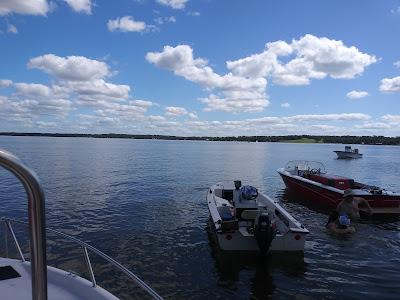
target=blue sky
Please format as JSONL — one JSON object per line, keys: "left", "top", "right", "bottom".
{"left": 0, "top": 0, "right": 400, "bottom": 136}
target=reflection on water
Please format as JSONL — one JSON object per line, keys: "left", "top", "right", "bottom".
{"left": 0, "top": 137, "right": 399, "bottom": 299}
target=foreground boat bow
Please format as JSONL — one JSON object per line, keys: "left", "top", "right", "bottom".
{"left": 0, "top": 149, "right": 162, "bottom": 300}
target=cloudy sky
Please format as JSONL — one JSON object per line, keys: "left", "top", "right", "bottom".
{"left": 0, "top": 0, "right": 399, "bottom": 136}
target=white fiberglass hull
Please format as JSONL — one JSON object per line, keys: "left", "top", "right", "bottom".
{"left": 207, "top": 181, "right": 308, "bottom": 253}
{"left": 212, "top": 223, "right": 306, "bottom": 252}
{"left": 334, "top": 151, "right": 362, "bottom": 159}
{"left": 0, "top": 258, "right": 118, "bottom": 300}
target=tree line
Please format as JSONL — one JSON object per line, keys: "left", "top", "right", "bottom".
{"left": 0, "top": 132, "right": 399, "bottom": 145}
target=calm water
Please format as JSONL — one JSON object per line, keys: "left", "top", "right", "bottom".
{"left": 0, "top": 136, "right": 399, "bottom": 299}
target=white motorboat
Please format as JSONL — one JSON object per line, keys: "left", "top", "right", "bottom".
{"left": 207, "top": 180, "right": 309, "bottom": 253}
{"left": 334, "top": 146, "right": 363, "bottom": 159}
{"left": 0, "top": 149, "right": 162, "bottom": 300}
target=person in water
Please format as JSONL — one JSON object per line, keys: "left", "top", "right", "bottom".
{"left": 336, "top": 189, "right": 372, "bottom": 221}
{"left": 326, "top": 211, "right": 356, "bottom": 234}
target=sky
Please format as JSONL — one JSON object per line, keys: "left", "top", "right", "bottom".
{"left": 0, "top": 0, "right": 400, "bottom": 136}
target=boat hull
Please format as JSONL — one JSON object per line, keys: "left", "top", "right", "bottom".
{"left": 207, "top": 181, "right": 308, "bottom": 253}
{"left": 334, "top": 151, "right": 362, "bottom": 159}
{"left": 209, "top": 220, "right": 306, "bottom": 253}
{"left": 278, "top": 170, "right": 400, "bottom": 214}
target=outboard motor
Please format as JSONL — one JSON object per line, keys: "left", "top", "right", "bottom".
{"left": 254, "top": 210, "right": 276, "bottom": 254}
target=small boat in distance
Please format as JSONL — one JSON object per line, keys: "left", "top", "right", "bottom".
{"left": 334, "top": 145, "right": 363, "bottom": 159}
{"left": 278, "top": 161, "right": 400, "bottom": 215}
{"left": 207, "top": 180, "right": 308, "bottom": 253}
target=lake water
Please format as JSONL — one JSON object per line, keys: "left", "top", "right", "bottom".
{"left": 0, "top": 136, "right": 399, "bottom": 299}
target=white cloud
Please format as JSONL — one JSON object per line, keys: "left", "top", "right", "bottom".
{"left": 64, "top": 79, "right": 130, "bottom": 100}
{"left": 107, "top": 16, "right": 146, "bottom": 32}
{"left": 187, "top": 11, "right": 200, "bottom": 16}
{"left": 36, "top": 121, "right": 57, "bottom": 128}
{"left": 15, "top": 83, "right": 51, "bottom": 97}
{"left": 188, "top": 112, "right": 198, "bottom": 119}
{"left": 146, "top": 45, "right": 268, "bottom": 113}
{"left": 0, "top": 79, "right": 13, "bottom": 88}
{"left": 356, "top": 122, "right": 390, "bottom": 130}
{"left": 285, "top": 113, "right": 370, "bottom": 122}
{"left": 64, "top": 0, "right": 92, "bottom": 14}
{"left": 154, "top": 16, "right": 176, "bottom": 25}
{"left": 0, "top": 0, "right": 50, "bottom": 16}
{"left": 146, "top": 36, "right": 375, "bottom": 113}
{"left": 382, "top": 114, "right": 400, "bottom": 124}
{"left": 28, "top": 54, "right": 110, "bottom": 81}
{"left": 379, "top": 76, "right": 400, "bottom": 93}
{"left": 7, "top": 24, "right": 18, "bottom": 34}
{"left": 227, "top": 34, "right": 377, "bottom": 86}
{"left": 281, "top": 102, "right": 290, "bottom": 108}
{"left": 0, "top": 84, "right": 73, "bottom": 120}
{"left": 165, "top": 106, "right": 188, "bottom": 116}
{"left": 132, "top": 99, "right": 153, "bottom": 108}
{"left": 157, "top": 0, "right": 188, "bottom": 10}
{"left": 346, "top": 90, "right": 369, "bottom": 99}
{"left": 394, "top": 61, "right": 400, "bottom": 68}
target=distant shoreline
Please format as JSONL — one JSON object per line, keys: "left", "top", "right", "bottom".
{"left": 0, "top": 132, "right": 399, "bottom": 145}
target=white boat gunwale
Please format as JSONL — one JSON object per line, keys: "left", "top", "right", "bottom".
{"left": 207, "top": 180, "right": 309, "bottom": 252}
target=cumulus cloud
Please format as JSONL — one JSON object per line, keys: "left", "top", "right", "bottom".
{"left": 346, "top": 90, "right": 369, "bottom": 99}
{"left": 7, "top": 24, "right": 18, "bottom": 34}
{"left": 0, "top": 79, "right": 13, "bottom": 88}
{"left": 179, "top": 113, "right": 374, "bottom": 136}
{"left": 227, "top": 34, "right": 377, "bottom": 86}
{"left": 382, "top": 114, "right": 400, "bottom": 124}
{"left": 15, "top": 83, "right": 52, "bottom": 97}
{"left": 356, "top": 122, "right": 390, "bottom": 130}
{"left": 64, "top": 0, "right": 92, "bottom": 14}
{"left": 0, "top": 53, "right": 158, "bottom": 130}
{"left": 146, "top": 45, "right": 268, "bottom": 112}
{"left": 0, "top": 85, "right": 73, "bottom": 120}
{"left": 28, "top": 54, "right": 110, "bottom": 81}
{"left": 284, "top": 113, "right": 370, "bottom": 122}
{"left": 64, "top": 79, "right": 130, "bottom": 100}
{"left": 107, "top": 16, "right": 147, "bottom": 32}
{"left": 157, "top": 0, "right": 188, "bottom": 10}
{"left": 281, "top": 102, "right": 290, "bottom": 108}
{"left": 146, "top": 36, "right": 375, "bottom": 113}
{"left": 380, "top": 76, "right": 400, "bottom": 93}
{"left": 187, "top": 11, "right": 200, "bottom": 16}
{"left": 165, "top": 106, "right": 188, "bottom": 116}
{"left": 154, "top": 16, "right": 176, "bottom": 25}
{"left": 394, "top": 61, "right": 400, "bottom": 68}
{"left": 0, "top": 0, "right": 50, "bottom": 16}
{"left": 188, "top": 112, "right": 198, "bottom": 119}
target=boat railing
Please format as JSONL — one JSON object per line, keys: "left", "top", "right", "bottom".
{"left": 2, "top": 217, "right": 163, "bottom": 300}
{"left": 285, "top": 160, "right": 327, "bottom": 174}
{"left": 0, "top": 148, "right": 162, "bottom": 300}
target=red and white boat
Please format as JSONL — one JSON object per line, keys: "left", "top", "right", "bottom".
{"left": 277, "top": 161, "right": 400, "bottom": 215}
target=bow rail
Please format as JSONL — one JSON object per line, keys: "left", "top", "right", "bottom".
{"left": 0, "top": 149, "right": 163, "bottom": 300}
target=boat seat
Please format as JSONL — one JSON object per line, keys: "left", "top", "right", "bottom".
{"left": 241, "top": 210, "right": 258, "bottom": 220}
{"left": 222, "top": 190, "right": 234, "bottom": 201}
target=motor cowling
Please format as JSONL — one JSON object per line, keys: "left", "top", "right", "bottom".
{"left": 254, "top": 210, "right": 276, "bottom": 253}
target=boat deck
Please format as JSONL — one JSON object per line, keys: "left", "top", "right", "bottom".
{"left": 0, "top": 258, "right": 118, "bottom": 300}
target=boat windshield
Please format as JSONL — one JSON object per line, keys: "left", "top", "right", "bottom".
{"left": 285, "top": 160, "right": 326, "bottom": 174}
